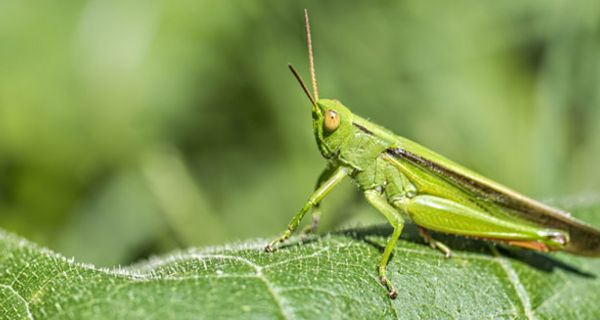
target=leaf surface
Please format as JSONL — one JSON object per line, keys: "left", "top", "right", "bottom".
{"left": 1, "top": 196, "right": 600, "bottom": 319}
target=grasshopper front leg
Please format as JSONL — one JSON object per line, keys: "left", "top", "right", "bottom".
{"left": 265, "top": 166, "right": 347, "bottom": 252}
{"left": 300, "top": 164, "right": 338, "bottom": 238}
{"left": 364, "top": 189, "right": 405, "bottom": 299}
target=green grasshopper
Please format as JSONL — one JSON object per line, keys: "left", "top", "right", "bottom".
{"left": 265, "top": 10, "right": 600, "bottom": 299}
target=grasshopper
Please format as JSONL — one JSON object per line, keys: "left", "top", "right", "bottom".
{"left": 265, "top": 10, "right": 600, "bottom": 299}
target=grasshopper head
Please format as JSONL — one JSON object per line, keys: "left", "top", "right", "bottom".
{"left": 290, "top": 11, "right": 353, "bottom": 158}
{"left": 312, "top": 99, "right": 353, "bottom": 158}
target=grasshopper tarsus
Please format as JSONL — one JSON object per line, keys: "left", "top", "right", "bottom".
{"left": 264, "top": 240, "right": 281, "bottom": 253}
{"left": 299, "top": 230, "right": 311, "bottom": 242}
{"left": 379, "top": 274, "right": 398, "bottom": 299}
{"left": 419, "top": 227, "right": 453, "bottom": 258}
{"left": 300, "top": 211, "right": 321, "bottom": 240}
{"left": 266, "top": 228, "right": 296, "bottom": 252}
{"left": 433, "top": 241, "right": 453, "bottom": 258}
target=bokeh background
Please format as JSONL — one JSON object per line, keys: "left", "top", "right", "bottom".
{"left": 1, "top": 1, "right": 599, "bottom": 267}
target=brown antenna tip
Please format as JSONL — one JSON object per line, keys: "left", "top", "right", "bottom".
{"left": 289, "top": 64, "right": 317, "bottom": 108}
{"left": 304, "top": 9, "right": 319, "bottom": 101}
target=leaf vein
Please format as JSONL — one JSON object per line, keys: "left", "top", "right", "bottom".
{"left": 262, "top": 247, "right": 330, "bottom": 269}
{"left": 491, "top": 247, "right": 534, "bottom": 320}
{"left": 0, "top": 283, "right": 34, "bottom": 320}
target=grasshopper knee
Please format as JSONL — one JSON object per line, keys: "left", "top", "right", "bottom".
{"left": 539, "top": 229, "right": 569, "bottom": 247}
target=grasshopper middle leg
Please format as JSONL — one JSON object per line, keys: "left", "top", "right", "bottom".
{"left": 364, "top": 189, "right": 405, "bottom": 299}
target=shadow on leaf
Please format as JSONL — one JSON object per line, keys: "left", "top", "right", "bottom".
{"left": 330, "top": 223, "right": 595, "bottom": 279}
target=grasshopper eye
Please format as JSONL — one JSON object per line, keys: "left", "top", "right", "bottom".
{"left": 323, "top": 109, "right": 340, "bottom": 132}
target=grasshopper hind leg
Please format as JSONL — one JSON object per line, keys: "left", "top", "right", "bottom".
{"left": 399, "top": 194, "right": 569, "bottom": 252}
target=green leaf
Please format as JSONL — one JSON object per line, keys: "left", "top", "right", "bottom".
{"left": 2, "top": 195, "right": 600, "bottom": 319}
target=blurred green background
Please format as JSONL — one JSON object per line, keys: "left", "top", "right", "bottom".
{"left": 1, "top": 1, "right": 599, "bottom": 267}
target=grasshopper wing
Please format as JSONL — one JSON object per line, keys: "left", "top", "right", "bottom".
{"left": 387, "top": 138, "right": 600, "bottom": 256}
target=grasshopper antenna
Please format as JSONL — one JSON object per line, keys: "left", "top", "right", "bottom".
{"left": 289, "top": 64, "right": 317, "bottom": 107}
{"left": 304, "top": 9, "right": 319, "bottom": 101}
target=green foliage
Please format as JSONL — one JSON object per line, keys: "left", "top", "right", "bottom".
{"left": 1, "top": 196, "right": 600, "bottom": 319}
{"left": 2, "top": 3, "right": 599, "bottom": 317}
{"left": 1, "top": 1, "right": 600, "bottom": 268}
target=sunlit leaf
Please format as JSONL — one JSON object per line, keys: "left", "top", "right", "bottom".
{"left": 2, "top": 196, "right": 600, "bottom": 319}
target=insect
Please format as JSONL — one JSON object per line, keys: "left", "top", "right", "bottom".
{"left": 265, "top": 10, "right": 600, "bottom": 299}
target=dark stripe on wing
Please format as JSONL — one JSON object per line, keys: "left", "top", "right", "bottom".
{"left": 387, "top": 148, "right": 512, "bottom": 205}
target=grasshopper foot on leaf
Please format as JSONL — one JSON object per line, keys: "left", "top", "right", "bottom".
{"left": 419, "top": 227, "right": 453, "bottom": 258}
{"left": 265, "top": 229, "right": 293, "bottom": 253}
{"left": 378, "top": 267, "right": 398, "bottom": 299}
{"left": 300, "top": 210, "right": 321, "bottom": 240}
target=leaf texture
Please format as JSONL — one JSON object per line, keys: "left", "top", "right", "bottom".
{"left": 1, "top": 195, "right": 600, "bottom": 319}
